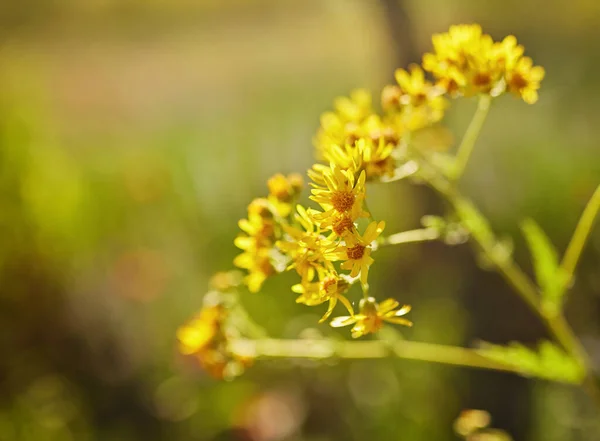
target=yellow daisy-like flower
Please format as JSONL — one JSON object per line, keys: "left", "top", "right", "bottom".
{"left": 292, "top": 272, "right": 354, "bottom": 322}
{"left": 177, "top": 305, "right": 222, "bottom": 356}
{"left": 422, "top": 24, "right": 544, "bottom": 103}
{"left": 422, "top": 24, "right": 501, "bottom": 97}
{"left": 267, "top": 173, "right": 304, "bottom": 217}
{"left": 330, "top": 297, "right": 412, "bottom": 338}
{"left": 233, "top": 248, "right": 275, "bottom": 293}
{"left": 310, "top": 163, "right": 369, "bottom": 225}
{"left": 177, "top": 304, "right": 252, "bottom": 378}
{"left": 333, "top": 220, "right": 385, "bottom": 285}
{"left": 322, "top": 137, "right": 396, "bottom": 181}
{"left": 277, "top": 205, "right": 337, "bottom": 283}
{"left": 314, "top": 90, "right": 400, "bottom": 162}
{"left": 315, "top": 89, "right": 372, "bottom": 153}
{"left": 505, "top": 56, "right": 545, "bottom": 104}
{"left": 383, "top": 64, "right": 447, "bottom": 131}
{"left": 234, "top": 198, "right": 277, "bottom": 292}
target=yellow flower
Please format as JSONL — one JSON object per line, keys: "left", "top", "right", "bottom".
{"left": 210, "top": 270, "right": 243, "bottom": 292}
{"left": 233, "top": 248, "right": 275, "bottom": 293}
{"left": 332, "top": 221, "right": 385, "bottom": 285}
{"left": 322, "top": 138, "right": 396, "bottom": 181}
{"left": 267, "top": 173, "right": 304, "bottom": 217}
{"left": 234, "top": 198, "right": 278, "bottom": 292}
{"left": 277, "top": 205, "right": 337, "bottom": 283}
{"left": 292, "top": 272, "right": 354, "bottom": 322}
{"left": 314, "top": 90, "right": 400, "bottom": 163}
{"left": 178, "top": 303, "right": 253, "bottom": 378}
{"left": 383, "top": 64, "right": 447, "bottom": 131}
{"left": 422, "top": 24, "right": 544, "bottom": 103}
{"left": 177, "top": 305, "right": 222, "bottom": 355}
{"left": 310, "top": 163, "right": 369, "bottom": 224}
{"left": 505, "top": 56, "right": 545, "bottom": 104}
{"left": 422, "top": 24, "right": 501, "bottom": 97}
{"left": 330, "top": 297, "right": 412, "bottom": 338}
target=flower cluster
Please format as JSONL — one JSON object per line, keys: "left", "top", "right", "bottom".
{"left": 177, "top": 273, "right": 252, "bottom": 379}
{"left": 233, "top": 173, "right": 303, "bottom": 292}
{"left": 423, "top": 24, "right": 545, "bottom": 103}
{"left": 183, "top": 24, "right": 545, "bottom": 351}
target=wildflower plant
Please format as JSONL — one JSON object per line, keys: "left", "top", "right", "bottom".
{"left": 178, "top": 24, "right": 600, "bottom": 409}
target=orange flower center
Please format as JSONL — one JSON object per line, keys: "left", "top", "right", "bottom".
{"left": 331, "top": 190, "right": 355, "bottom": 213}
{"left": 509, "top": 73, "right": 528, "bottom": 90}
{"left": 321, "top": 277, "right": 338, "bottom": 294}
{"left": 333, "top": 216, "right": 354, "bottom": 236}
{"left": 347, "top": 244, "right": 366, "bottom": 260}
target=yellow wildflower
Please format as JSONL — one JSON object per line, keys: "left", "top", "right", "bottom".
{"left": 422, "top": 24, "right": 544, "bottom": 103}
{"left": 332, "top": 221, "right": 385, "bottom": 285}
{"left": 321, "top": 138, "right": 396, "bottom": 181}
{"left": 314, "top": 90, "right": 399, "bottom": 161}
{"left": 292, "top": 272, "right": 354, "bottom": 322}
{"left": 310, "top": 163, "right": 369, "bottom": 225}
{"left": 423, "top": 24, "right": 501, "bottom": 97}
{"left": 234, "top": 198, "right": 277, "bottom": 292}
{"left": 267, "top": 173, "right": 304, "bottom": 217}
{"left": 233, "top": 248, "right": 275, "bottom": 293}
{"left": 383, "top": 64, "right": 447, "bottom": 131}
{"left": 277, "top": 205, "right": 337, "bottom": 283}
{"left": 505, "top": 56, "right": 545, "bottom": 104}
{"left": 177, "top": 304, "right": 252, "bottom": 378}
{"left": 330, "top": 297, "right": 412, "bottom": 338}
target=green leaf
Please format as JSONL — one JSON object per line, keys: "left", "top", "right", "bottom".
{"left": 478, "top": 341, "right": 584, "bottom": 384}
{"left": 520, "top": 219, "right": 569, "bottom": 316}
{"left": 454, "top": 198, "right": 495, "bottom": 247}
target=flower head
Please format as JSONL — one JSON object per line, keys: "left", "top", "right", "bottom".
{"left": 277, "top": 205, "right": 337, "bottom": 283}
{"left": 505, "top": 56, "right": 545, "bottom": 104}
{"left": 310, "top": 163, "right": 369, "bottom": 226}
{"left": 234, "top": 198, "right": 278, "bottom": 292}
{"left": 314, "top": 90, "right": 400, "bottom": 162}
{"left": 331, "top": 297, "right": 412, "bottom": 338}
{"left": 177, "top": 303, "right": 252, "bottom": 378}
{"left": 321, "top": 137, "right": 396, "bottom": 181}
{"left": 383, "top": 64, "right": 447, "bottom": 131}
{"left": 422, "top": 24, "right": 544, "bottom": 103}
{"left": 332, "top": 221, "right": 385, "bottom": 285}
{"left": 292, "top": 271, "right": 354, "bottom": 322}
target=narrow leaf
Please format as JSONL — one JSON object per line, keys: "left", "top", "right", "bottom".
{"left": 561, "top": 185, "right": 600, "bottom": 285}
{"left": 520, "top": 218, "right": 568, "bottom": 316}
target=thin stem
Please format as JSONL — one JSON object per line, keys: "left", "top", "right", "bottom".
{"left": 561, "top": 184, "right": 600, "bottom": 285}
{"left": 380, "top": 228, "right": 440, "bottom": 247}
{"left": 413, "top": 151, "right": 600, "bottom": 402}
{"left": 452, "top": 95, "right": 492, "bottom": 180}
{"left": 230, "top": 338, "right": 524, "bottom": 376}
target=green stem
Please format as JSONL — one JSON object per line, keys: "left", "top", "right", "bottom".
{"left": 414, "top": 152, "right": 600, "bottom": 403}
{"left": 561, "top": 184, "right": 600, "bottom": 285}
{"left": 451, "top": 95, "right": 492, "bottom": 180}
{"left": 380, "top": 228, "right": 440, "bottom": 247}
{"left": 230, "top": 338, "right": 525, "bottom": 376}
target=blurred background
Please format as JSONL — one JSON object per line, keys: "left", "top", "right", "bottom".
{"left": 1, "top": 0, "right": 600, "bottom": 440}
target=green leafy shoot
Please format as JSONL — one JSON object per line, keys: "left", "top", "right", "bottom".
{"left": 520, "top": 218, "right": 569, "bottom": 316}
{"left": 478, "top": 341, "right": 585, "bottom": 384}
